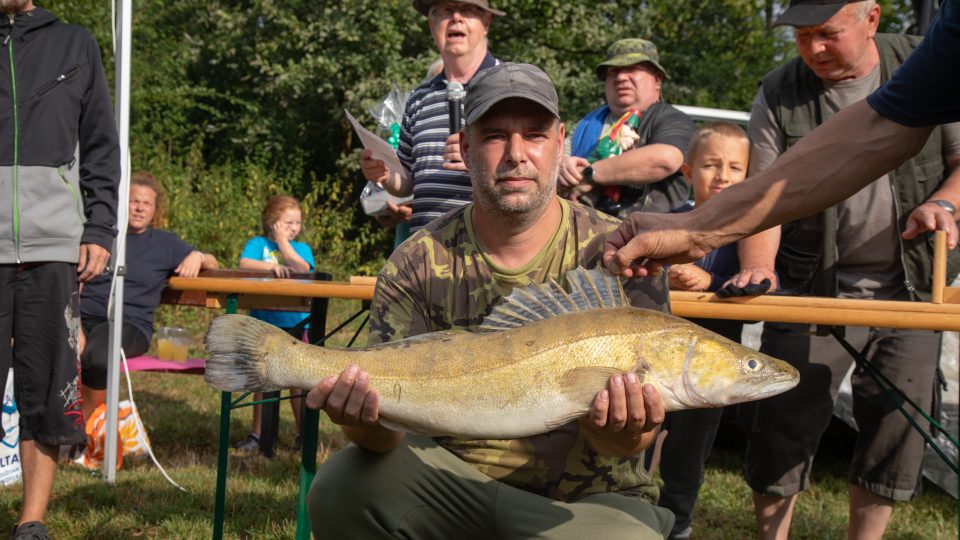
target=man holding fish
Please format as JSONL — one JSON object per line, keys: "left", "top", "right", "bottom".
{"left": 310, "top": 63, "right": 676, "bottom": 538}
{"left": 205, "top": 61, "right": 798, "bottom": 539}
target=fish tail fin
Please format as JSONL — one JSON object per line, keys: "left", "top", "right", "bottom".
{"left": 203, "top": 314, "right": 286, "bottom": 392}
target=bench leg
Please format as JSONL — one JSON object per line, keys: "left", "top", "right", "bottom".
{"left": 213, "top": 390, "right": 231, "bottom": 540}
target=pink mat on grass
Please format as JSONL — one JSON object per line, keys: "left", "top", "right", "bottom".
{"left": 122, "top": 356, "right": 206, "bottom": 374}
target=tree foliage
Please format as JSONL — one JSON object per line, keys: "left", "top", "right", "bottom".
{"left": 42, "top": 0, "right": 932, "bottom": 275}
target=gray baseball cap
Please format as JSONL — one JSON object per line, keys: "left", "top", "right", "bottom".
{"left": 774, "top": 0, "right": 859, "bottom": 27}
{"left": 463, "top": 63, "right": 560, "bottom": 125}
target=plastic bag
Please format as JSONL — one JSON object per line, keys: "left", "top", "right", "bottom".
{"left": 360, "top": 85, "right": 414, "bottom": 217}
{"left": 0, "top": 369, "right": 21, "bottom": 485}
{"left": 367, "top": 85, "right": 410, "bottom": 146}
{"left": 75, "top": 400, "right": 152, "bottom": 470}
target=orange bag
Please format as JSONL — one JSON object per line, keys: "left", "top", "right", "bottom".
{"left": 75, "top": 401, "right": 152, "bottom": 470}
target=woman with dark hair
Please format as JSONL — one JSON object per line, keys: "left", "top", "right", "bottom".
{"left": 79, "top": 172, "right": 219, "bottom": 422}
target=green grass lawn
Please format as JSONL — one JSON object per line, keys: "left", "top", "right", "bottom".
{"left": 1, "top": 303, "right": 957, "bottom": 538}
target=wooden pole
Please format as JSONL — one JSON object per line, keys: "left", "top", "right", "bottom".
{"left": 168, "top": 276, "right": 375, "bottom": 301}
{"left": 166, "top": 274, "right": 960, "bottom": 332}
{"left": 670, "top": 291, "right": 960, "bottom": 332}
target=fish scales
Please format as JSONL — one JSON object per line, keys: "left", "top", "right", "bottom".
{"left": 204, "top": 267, "right": 799, "bottom": 439}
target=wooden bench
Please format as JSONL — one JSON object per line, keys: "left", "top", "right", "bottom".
{"left": 160, "top": 269, "right": 374, "bottom": 540}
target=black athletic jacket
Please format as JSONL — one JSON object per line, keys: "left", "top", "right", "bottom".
{"left": 0, "top": 7, "right": 119, "bottom": 264}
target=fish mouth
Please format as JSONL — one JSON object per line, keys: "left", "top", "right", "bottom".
{"left": 736, "top": 375, "right": 799, "bottom": 402}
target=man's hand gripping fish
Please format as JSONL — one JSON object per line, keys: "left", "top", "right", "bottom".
{"left": 204, "top": 267, "right": 798, "bottom": 440}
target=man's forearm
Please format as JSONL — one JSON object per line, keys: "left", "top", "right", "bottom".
{"left": 737, "top": 227, "right": 780, "bottom": 272}
{"left": 381, "top": 168, "right": 412, "bottom": 197}
{"left": 692, "top": 100, "right": 933, "bottom": 251}
{"left": 592, "top": 144, "right": 684, "bottom": 186}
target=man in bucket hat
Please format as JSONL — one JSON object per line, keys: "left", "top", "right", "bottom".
{"left": 359, "top": 1, "right": 502, "bottom": 238}
{"left": 559, "top": 38, "right": 693, "bottom": 217}
{"left": 735, "top": 1, "right": 960, "bottom": 539}
{"left": 306, "top": 62, "right": 675, "bottom": 539}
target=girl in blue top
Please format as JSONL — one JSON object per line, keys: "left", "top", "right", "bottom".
{"left": 235, "top": 195, "right": 316, "bottom": 451}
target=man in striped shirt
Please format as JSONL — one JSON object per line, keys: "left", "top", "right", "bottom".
{"left": 360, "top": 0, "right": 502, "bottom": 234}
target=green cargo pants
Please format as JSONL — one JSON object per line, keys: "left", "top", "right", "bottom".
{"left": 308, "top": 435, "right": 674, "bottom": 539}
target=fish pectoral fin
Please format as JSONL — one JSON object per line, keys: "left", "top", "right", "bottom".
{"left": 559, "top": 366, "right": 624, "bottom": 403}
{"left": 544, "top": 410, "right": 589, "bottom": 431}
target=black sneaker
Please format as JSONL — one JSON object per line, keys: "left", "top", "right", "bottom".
{"left": 10, "top": 521, "right": 51, "bottom": 540}
{"left": 232, "top": 433, "right": 260, "bottom": 452}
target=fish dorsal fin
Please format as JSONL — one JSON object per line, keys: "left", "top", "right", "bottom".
{"left": 479, "top": 266, "right": 627, "bottom": 332}
{"left": 567, "top": 266, "right": 628, "bottom": 309}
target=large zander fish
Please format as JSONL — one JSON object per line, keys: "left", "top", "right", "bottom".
{"left": 204, "top": 267, "right": 798, "bottom": 440}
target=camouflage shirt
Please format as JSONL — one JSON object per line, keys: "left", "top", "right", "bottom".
{"left": 369, "top": 198, "right": 669, "bottom": 503}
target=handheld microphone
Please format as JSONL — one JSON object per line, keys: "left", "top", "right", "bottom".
{"left": 446, "top": 81, "right": 466, "bottom": 134}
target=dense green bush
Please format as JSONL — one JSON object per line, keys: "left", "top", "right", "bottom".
{"left": 39, "top": 0, "right": 919, "bottom": 277}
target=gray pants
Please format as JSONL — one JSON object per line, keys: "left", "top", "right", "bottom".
{"left": 308, "top": 436, "right": 674, "bottom": 539}
{"left": 746, "top": 324, "right": 939, "bottom": 501}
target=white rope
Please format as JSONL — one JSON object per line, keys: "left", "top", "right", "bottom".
{"left": 120, "top": 346, "right": 188, "bottom": 493}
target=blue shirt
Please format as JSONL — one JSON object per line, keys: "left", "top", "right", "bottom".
{"left": 240, "top": 236, "right": 316, "bottom": 329}
{"left": 671, "top": 202, "right": 739, "bottom": 292}
{"left": 868, "top": 0, "right": 960, "bottom": 126}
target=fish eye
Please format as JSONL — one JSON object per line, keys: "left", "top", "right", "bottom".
{"left": 746, "top": 359, "right": 760, "bottom": 370}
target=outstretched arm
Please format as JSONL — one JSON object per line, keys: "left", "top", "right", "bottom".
{"left": 604, "top": 100, "right": 934, "bottom": 277}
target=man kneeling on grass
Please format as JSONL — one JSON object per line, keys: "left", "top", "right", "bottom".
{"left": 303, "top": 62, "right": 675, "bottom": 539}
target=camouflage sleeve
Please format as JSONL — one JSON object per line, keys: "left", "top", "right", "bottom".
{"left": 367, "top": 262, "right": 434, "bottom": 345}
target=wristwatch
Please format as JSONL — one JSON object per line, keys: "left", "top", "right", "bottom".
{"left": 582, "top": 165, "right": 595, "bottom": 185}
{"left": 930, "top": 199, "right": 957, "bottom": 216}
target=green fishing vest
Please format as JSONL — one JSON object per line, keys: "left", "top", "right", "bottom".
{"left": 761, "top": 33, "right": 958, "bottom": 301}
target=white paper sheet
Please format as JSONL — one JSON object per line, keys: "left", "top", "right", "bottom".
{"left": 345, "top": 109, "right": 409, "bottom": 182}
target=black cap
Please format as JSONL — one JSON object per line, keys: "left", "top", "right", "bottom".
{"left": 774, "top": 0, "right": 859, "bottom": 27}
{"left": 463, "top": 63, "right": 560, "bottom": 125}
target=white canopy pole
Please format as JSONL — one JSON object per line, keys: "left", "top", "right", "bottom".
{"left": 104, "top": 0, "right": 132, "bottom": 481}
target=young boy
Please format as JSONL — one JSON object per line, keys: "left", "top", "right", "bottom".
{"left": 655, "top": 122, "right": 757, "bottom": 540}
{"left": 667, "top": 122, "right": 750, "bottom": 294}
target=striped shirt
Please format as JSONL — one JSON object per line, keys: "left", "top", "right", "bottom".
{"left": 398, "top": 53, "right": 498, "bottom": 232}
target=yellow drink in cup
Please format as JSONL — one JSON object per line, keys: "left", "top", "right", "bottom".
{"left": 157, "top": 337, "right": 175, "bottom": 361}
{"left": 156, "top": 327, "right": 191, "bottom": 362}
{"left": 171, "top": 342, "right": 189, "bottom": 362}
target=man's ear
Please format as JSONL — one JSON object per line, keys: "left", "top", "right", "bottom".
{"left": 866, "top": 3, "right": 882, "bottom": 35}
